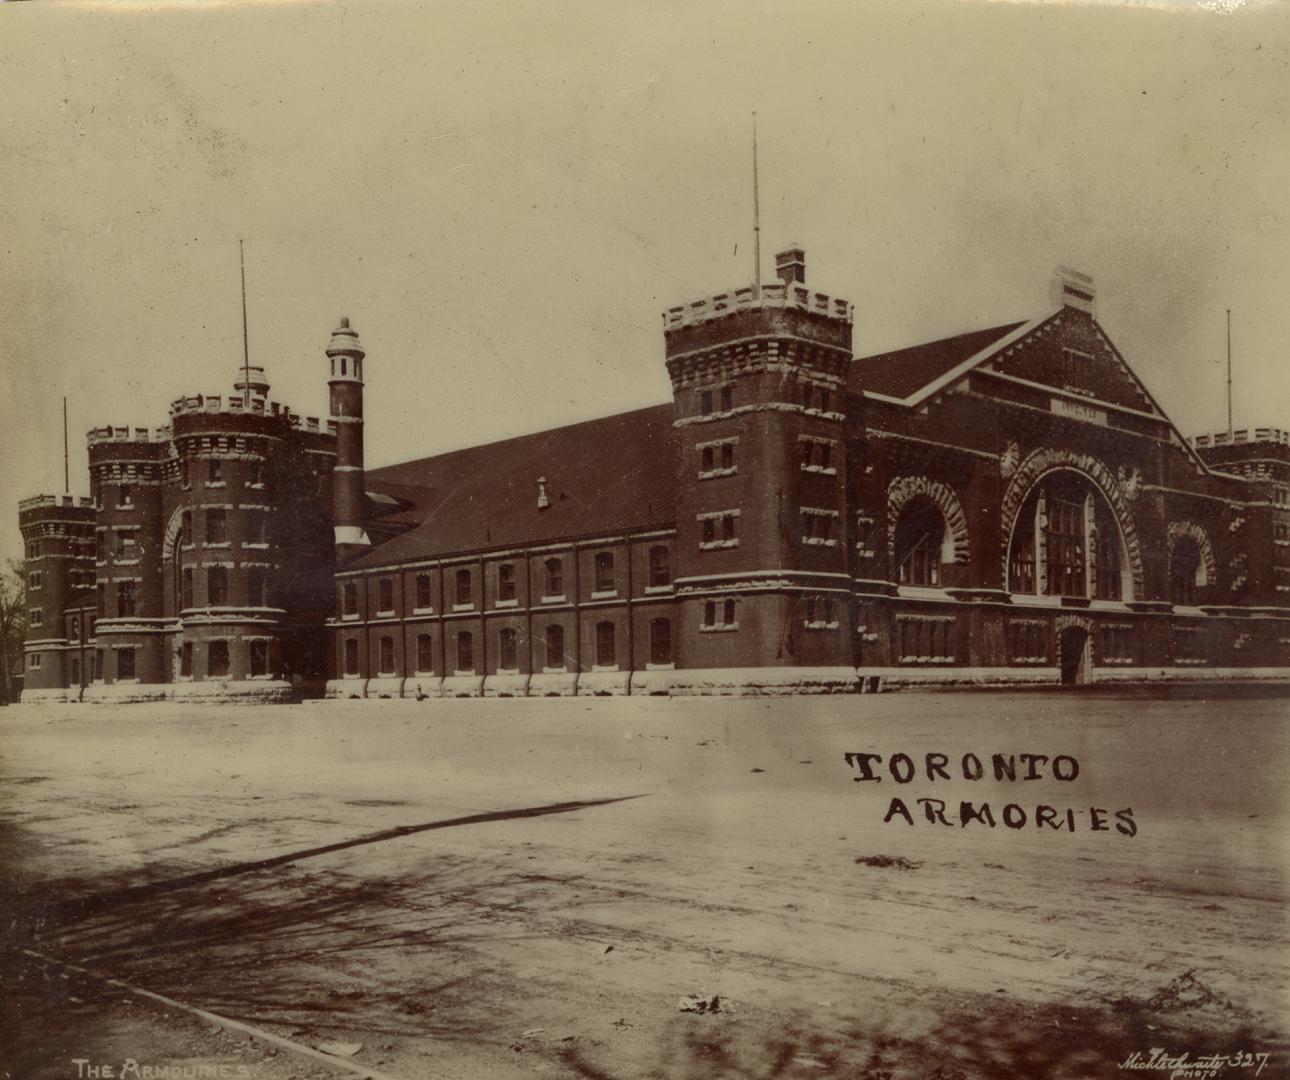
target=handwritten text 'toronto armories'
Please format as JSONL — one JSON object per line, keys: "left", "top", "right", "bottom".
{"left": 843, "top": 751, "right": 1137, "bottom": 836}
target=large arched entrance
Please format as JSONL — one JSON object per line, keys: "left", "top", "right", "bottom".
{"left": 1005, "top": 467, "right": 1135, "bottom": 601}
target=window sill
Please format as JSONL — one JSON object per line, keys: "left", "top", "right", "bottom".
{"left": 643, "top": 584, "right": 673, "bottom": 594}
{"left": 243, "top": 542, "right": 270, "bottom": 550}
{"left": 854, "top": 547, "right": 875, "bottom": 558}
{"left": 645, "top": 662, "right": 675, "bottom": 671}
{"left": 205, "top": 542, "right": 232, "bottom": 549}
{"left": 592, "top": 664, "right": 619, "bottom": 673}
{"left": 413, "top": 669, "right": 436, "bottom": 677}
{"left": 542, "top": 665, "right": 568, "bottom": 674}
{"left": 697, "top": 468, "right": 737, "bottom": 480}
{"left": 494, "top": 667, "right": 520, "bottom": 676}
{"left": 376, "top": 609, "right": 395, "bottom": 618}
{"left": 540, "top": 594, "right": 567, "bottom": 604}
{"left": 590, "top": 590, "right": 618, "bottom": 600}
{"left": 453, "top": 669, "right": 476, "bottom": 677}
{"left": 804, "top": 621, "right": 840, "bottom": 630}
{"left": 341, "top": 612, "right": 360, "bottom": 621}
{"left": 800, "top": 465, "right": 837, "bottom": 476}
{"left": 451, "top": 603, "right": 474, "bottom": 613}
{"left": 206, "top": 482, "right": 226, "bottom": 489}
{"left": 114, "top": 558, "right": 141, "bottom": 566}
{"left": 801, "top": 538, "right": 838, "bottom": 547}
{"left": 897, "top": 656, "right": 956, "bottom": 665}
{"left": 699, "top": 540, "right": 738, "bottom": 551}
{"left": 412, "top": 606, "right": 435, "bottom": 615}
{"left": 699, "top": 623, "right": 739, "bottom": 633}
{"left": 494, "top": 598, "right": 518, "bottom": 609}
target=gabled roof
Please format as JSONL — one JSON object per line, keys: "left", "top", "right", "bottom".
{"left": 350, "top": 404, "right": 678, "bottom": 570}
{"left": 849, "top": 320, "right": 1028, "bottom": 400}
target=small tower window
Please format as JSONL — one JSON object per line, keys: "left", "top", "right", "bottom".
{"left": 207, "top": 566, "right": 228, "bottom": 605}
{"left": 208, "top": 459, "right": 223, "bottom": 484}
{"left": 180, "top": 460, "right": 190, "bottom": 488}
{"left": 720, "top": 385, "right": 733, "bottom": 411}
{"left": 208, "top": 640, "right": 230, "bottom": 677}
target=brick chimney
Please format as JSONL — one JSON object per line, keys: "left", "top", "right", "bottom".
{"left": 775, "top": 245, "right": 806, "bottom": 286}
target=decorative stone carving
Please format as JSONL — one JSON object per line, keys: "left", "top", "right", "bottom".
{"left": 886, "top": 476, "right": 970, "bottom": 564}
{"left": 1116, "top": 464, "right": 1143, "bottom": 501}
{"left": 1000, "top": 441, "right": 1020, "bottom": 481}
{"left": 999, "top": 447, "right": 1144, "bottom": 599}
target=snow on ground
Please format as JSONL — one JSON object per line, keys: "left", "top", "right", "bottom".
{"left": 1, "top": 690, "right": 1287, "bottom": 1079}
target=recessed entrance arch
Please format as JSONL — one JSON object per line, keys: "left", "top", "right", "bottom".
{"left": 1058, "top": 627, "right": 1090, "bottom": 685}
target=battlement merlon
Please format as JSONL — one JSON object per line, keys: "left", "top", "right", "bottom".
{"left": 663, "top": 282, "right": 854, "bottom": 331}
{"left": 87, "top": 425, "right": 173, "bottom": 447}
{"left": 1191, "top": 429, "right": 1290, "bottom": 449}
{"left": 18, "top": 494, "right": 95, "bottom": 513}
{"left": 167, "top": 394, "right": 336, "bottom": 435}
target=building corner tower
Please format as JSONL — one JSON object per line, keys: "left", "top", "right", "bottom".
{"left": 327, "top": 317, "right": 369, "bottom": 566}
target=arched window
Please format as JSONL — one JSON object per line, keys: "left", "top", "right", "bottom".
{"left": 650, "top": 618, "right": 672, "bottom": 665}
{"left": 415, "top": 573, "right": 432, "bottom": 609}
{"left": 378, "top": 636, "right": 394, "bottom": 674}
{"left": 344, "top": 637, "right": 359, "bottom": 676}
{"left": 544, "top": 558, "right": 563, "bottom": 597}
{"left": 1007, "top": 471, "right": 1127, "bottom": 600}
{"left": 378, "top": 578, "right": 394, "bottom": 612}
{"left": 595, "top": 621, "right": 615, "bottom": 666}
{"left": 893, "top": 500, "right": 945, "bottom": 587}
{"left": 456, "top": 630, "right": 473, "bottom": 673}
{"left": 648, "top": 545, "right": 670, "bottom": 587}
{"left": 416, "top": 633, "right": 433, "bottom": 672}
{"left": 498, "top": 627, "right": 518, "bottom": 670}
{"left": 545, "top": 624, "right": 565, "bottom": 669}
{"left": 594, "top": 551, "right": 614, "bottom": 592}
{"left": 1170, "top": 537, "right": 1202, "bottom": 606}
{"left": 455, "top": 568, "right": 472, "bottom": 606}
{"left": 497, "top": 563, "right": 516, "bottom": 601}
{"left": 342, "top": 581, "right": 358, "bottom": 616}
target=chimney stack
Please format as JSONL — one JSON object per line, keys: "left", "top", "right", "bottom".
{"left": 775, "top": 245, "right": 806, "bottom": 286}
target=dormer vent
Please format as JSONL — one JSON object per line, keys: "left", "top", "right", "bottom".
{"left": 537, "top": 476, "right": 550, "bottom": 510}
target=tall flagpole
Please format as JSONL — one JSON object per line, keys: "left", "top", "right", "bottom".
{"left": 63, "top": 396, "right": 69, "bottom": 494}
{"left": 752, "top": 112, "right": 761, "bottom": 299}
{"left": 240, "top": 239, "right": 251, "bottom": 406}
{"left": 1225, "top": 308, "right": 1233, "bottom": 440}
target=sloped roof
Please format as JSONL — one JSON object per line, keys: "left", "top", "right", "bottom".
{"left": 352, "top": 404, "right": 678, "bottom": 569}
{"left": 849, "top": 320, "right": 1027, "bottom": 400}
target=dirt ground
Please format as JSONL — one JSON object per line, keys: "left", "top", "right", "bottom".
{"left": 1, "top": 688, "right": 1287, "bottom": 1080}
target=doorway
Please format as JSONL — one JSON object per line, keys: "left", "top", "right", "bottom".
{"left": 1058, "top": 627, "right": 1090, "bottom": 686}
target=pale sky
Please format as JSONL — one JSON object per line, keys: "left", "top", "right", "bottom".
{"left": 2, "top": 0, "right": 1288, "bottom": 561}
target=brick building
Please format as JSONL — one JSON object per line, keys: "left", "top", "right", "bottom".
{"left": 19, "top": 249, "right": 1290, "bottom": 701}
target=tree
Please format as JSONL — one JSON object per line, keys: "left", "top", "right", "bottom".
{"left": 0, "top": 559, "right": 26, "bottom": 705}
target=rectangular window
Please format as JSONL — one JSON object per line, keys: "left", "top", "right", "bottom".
{"left": 207, "top": 566, "right": 228, "bottom": 606}
{"left": 29, "top": 653, "right": 41, "bottom": 670}
{"left": 595, "top": 621, "right": 615, "bottom": 666}
{"left": 499, "top": 627, "right": 518, "bottom": 670}
{"left": 416, "top": 573, "right": 433, "bottom": 608}
{"left": 29, "top": 608, "right": 42, "bottom": 628}
{"left": 378, "top": 636, "right": 395, "bottom": 674}
{"left": 181, "top": 511, "right": 192, "bottom": 546}
{"left": 378, "top": 577, "right": 394, "bottom": 612}
{"left": 180, "top": 642, "right": 193, "bottom": 677}
{"left": 206, "top": 508, "right": 226, "bottom": 544}
{"left": 343, "top": 581, "right": 358, "bottom": 616}
{"left": 27, "top": 571, "right": 41, "bottom": 589}
{"left": 702, "top": 518, "right": 716, "bottom": 544}
{"left": 118, "top": 484, "right": 132, "bottom": 508}
{"left": 117, "top": 648, "right": 135, "bottom": 680}
{"left": 702, "top": 445, "right": 714, "bottom": 472}
{"left": 247, "top": 567, "right": 267, "bottom": 607}
{"left": 116, "top": 581, "right": 136, "bottom": 617}
{"left": 416, "top": 633, "right": 434, "bottom": 672}
{"left": 96, "top": 532, "right": 106, "bottom": 561}
{"left": 96, "top": 583, "right": 105, "bottom": 617}
{"left": 720, "top": 443, "right": 734, "bottom": 470}
{"left": 182, "top": 568, "right": 194, "bottom": 610}
{"left": 648, "top": 546, "right": 670, "bottom": 587}
{"left": 457, "top": 631, "right": 473, "bottom": 672}
{"left": 722, "top": 514, "right": 736, "bottom": 541}
{"left": 248, "top": 461, "right": 263, "bottom": 487}
{"left": 720, "top": 385, "right": 733, "bottom": 411}
{"left": 208, "top": 459, "right": 223, "bottom": 484}
{"left": 250, "top": 639, "right": 269, "bottom": 676}
{"left": 180, "top": 460, "right": 190, "bottom": 488}
{"left": 650, "top": 618, "right": 672, "bottom": 665}
{"left": 497, "top": 563, "right": 516, "bottom": 602}
{"left": 700, "top": 390, "right": 713, "bottom": 415}
{"left": 544, "top": 558, "right": 563, "bottom": 597}
{"left": 896, "top": 616, "right": 956, "bottom": 662}
{"left": 455, "top": 568, "right": 472, "bottom": 606}
{"left": 344, "top": 637, "right": 360, "bottom": 675}
{"left": 208, "top": 640, "right": 230, "bottom": 677}
{"left": 594, "top": 552, "right": 614, "bottom": 592}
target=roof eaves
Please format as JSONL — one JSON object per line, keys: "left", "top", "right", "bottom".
{"left": 898, "top": 311, "right": 1056, "bottom": 408}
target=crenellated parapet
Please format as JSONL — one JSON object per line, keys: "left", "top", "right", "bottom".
{"left": 167, "top": 394, "right": 337, "bottom": 436}
{"left": 87, "top": 426, "right": 172, "bottom": 447}
{"left": 19, "top": 494, "right": 95, "bottom": 512}
{"left": 663, "top": 281, "right": 853, "bottom": 331}
{"left": 1192, "top": 428, "right": 1290, "bottom": 449}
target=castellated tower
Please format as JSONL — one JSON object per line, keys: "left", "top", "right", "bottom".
{"left": 664, "top": 247, "right": 856, "bottom": 687}
{"left": 18, "top": 495, "right": 96, "bottom": 700}
{"left": 327, "top": 317, "right": 369, "bottom": 565}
